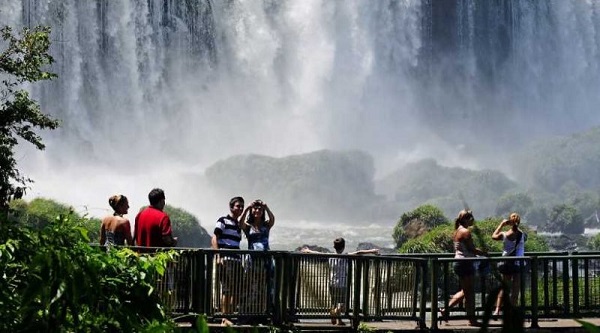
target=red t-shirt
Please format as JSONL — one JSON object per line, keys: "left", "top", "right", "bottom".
{"left": 134, "top": 206, "right": 173, "bottom": 247}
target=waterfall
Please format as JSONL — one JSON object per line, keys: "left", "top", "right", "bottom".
{"left": 2, "top": 0, "right": 600, "bottom": 218}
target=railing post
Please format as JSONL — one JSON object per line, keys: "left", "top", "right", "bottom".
{"left": 192, "top": 250, "right": 206, "bottom": 314}
{"left": 273, "top": 252, "right": 283, "bottom": 325}
{"left": 353, "top": 256, "right": 363, "bottom": 329}
{"left": 431, "top": 257, "right": 439, "bottom": 330}
{"left": 419, "top": 259, "right": 428, "bottom": 329}
{"left": 563, "top": 257, "right": 570, "bottom": 316}
{"left": 572, "top": 256, "right": 579, "bottom": 317}
{"left": 530, "top": 256, "right": 539, "bottom": 328}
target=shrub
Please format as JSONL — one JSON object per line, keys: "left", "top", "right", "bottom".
{"left": 0, "top": 212, "right": 176, "bottom": 332}
{"left": 393, "top": 204, "right": 449, "bottom": 248}
{"left": 163, "top": 205, "right": 211, "bottom": 248}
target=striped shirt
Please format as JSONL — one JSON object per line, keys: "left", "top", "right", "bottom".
{"left": 214, "top": 215, "right": 241, "bottom": 250}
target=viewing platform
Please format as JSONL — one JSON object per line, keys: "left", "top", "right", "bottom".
{"left": 134, "top": 248, "right": 600, "bottom": 332}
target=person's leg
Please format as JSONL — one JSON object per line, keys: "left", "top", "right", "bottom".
{"left": 510, "top": 274, "right": 521, "bottom": 306}
{"left": 494, "top": 274, "right": 511, "bottom": 315}
{"left": 448, "top": 289, "right": 465, "bottom": 308}
{"left": 329, "top": 286, "right": 337, "bottom": 324}
{"left": 461, "top": 274, "right": 477, "bottom": 325}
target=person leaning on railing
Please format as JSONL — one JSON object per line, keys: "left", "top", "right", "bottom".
{"left": 440, "top": 209, "right": 485, "bottom": 327}
{"left": 302, "top": 238, "right": 379, "bottom": 326}
{"left": 492, "top": 212, "right": 527, "bottom": 316}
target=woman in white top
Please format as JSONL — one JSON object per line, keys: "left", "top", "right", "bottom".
{"left": 491, "top": 212, "right": 527, "bottom": 316}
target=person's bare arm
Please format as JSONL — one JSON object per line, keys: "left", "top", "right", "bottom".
{"left": 123, "top": 220, "right": 133, "bottom": 245}
{"left": 492, "top": 219, "right": 509, "bottom": 240}
{"left": 301, "top": 247, "right": 321, "bottom": 254}
{"left": 349, "top": 249, "right": 380, "bottom": 255}
{"left": 99, "top": 220, "right": 106, "bottom": 245}
{"left": 239, "top": 206, "right": 251, "bottom": 232}
{"left": 264, "top": 203, "right": 275, "bottom": 229}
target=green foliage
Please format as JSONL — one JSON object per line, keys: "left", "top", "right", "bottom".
{"left": 399, "top": 223, "right": 454, "bottom": 253}
{"left": 0, "top": 26, "right": 60, "bottom": 209}
{"left": 587, "top": 233, "right": 600, "bottom": 251}
{"left": 393, "top": 204, "right": 449, "bottom": 248}
{"left": 513, "top": 127, "right": 600, "bottom": 193}
{"left": 576, "top": 319, "right": 600, "bottom": 333}
{"left": 163, "top": 204, "right": 211, "bottom": 248}
{"left": 8, "top": 197, "right": 101, "bottom": 241}
{"left": 205, "top": 150, "right": 378, "bottom": 220}
{"left": 495, "top": 192, "right": 533, "bottom": 217}
{"left": 0, "top": 212, "right": 176, "bottom": 332}
{"left": 525, "top": 205, "right": 549, "bottom": 227}
{"left": 377, "top": 159, "right": 518, "bottom": 218}
{"left": 544, "top": 204, "right": 584, "bottom": 234}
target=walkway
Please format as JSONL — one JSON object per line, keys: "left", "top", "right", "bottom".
{"left": 194, "top": 318, "right": 600, "bottom": 332}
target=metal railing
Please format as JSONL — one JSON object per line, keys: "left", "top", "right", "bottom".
{"left": 124, "top": 248, "right": 600, "bottom": 329}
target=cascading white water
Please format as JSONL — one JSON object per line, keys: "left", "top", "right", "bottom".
{"left": 2, "top": 1, "right": 600, "bottom": 225}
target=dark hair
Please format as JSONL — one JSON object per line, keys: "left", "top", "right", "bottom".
{"left": 333, "top": 238, "right": 345, "bottom": 252}
{"left": 108, "top": 194, "right": 127, "bottom": 211}
{"left": 229, "top": 196, "right": 244, "bottom": 208}
{"left": 454, "top": 209, "right": 474, "bottom": 229}
{"left": 248, "top": 200, "right": 266, "bottom": 224}
{"left": 148, "top": 188, "right": 165, "bottom": 206}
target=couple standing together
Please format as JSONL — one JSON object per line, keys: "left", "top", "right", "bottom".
{"left": 211, "top": 196, "right": 275, "bottom": 323}
{"left": 100, "top": 188, "right": 177, "bottom": 248}
{"left": 441, "top": 210, "right": 526, "bottom": 326}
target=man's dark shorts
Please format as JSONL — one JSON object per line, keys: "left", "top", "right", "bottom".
{"left": 220, "top": 259, "right": 243, "bottom": 296}
{"left": 329, "top": 285, "right": 346, "bottom": 307}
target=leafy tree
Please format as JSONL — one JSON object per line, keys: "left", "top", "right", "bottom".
{"left": 513, "top": 127, "right": 600, "bottom": 193}
{"left": 560, "top": 182, "right": 600, "bottom": 227}
{"left": 163, "top": 204, "right": 211, "bottom": 248}
{"left": 544, "top": 204, "right": 585, "bottom": 235}
{"left": 525, "top": 205, "right": 549, "bottom": 227}
{"left": 399, "top": 223, "right": 454, "bottom": 253}
{"left": 587, "top": 233, "right": 600, "bottom": 251}
{"left": 0, "top": 212, "right": 176, "bottom": 332}
{"left": 205, "top": 150, "right": 378, "bottom": 221}
{"left": 393, "top": 204, "right": 449, "bottom": 248}
{"left": 0, "top": 26, "right": 60, "bottom": 211}
{"left": 495, "top": 192, "right": 533, "bottom": 217}
{"left": 9, "top": 198, "right": 101, "bottom": 242}
{"left": 378, "top": 158, "right": 518, "bottom": 219}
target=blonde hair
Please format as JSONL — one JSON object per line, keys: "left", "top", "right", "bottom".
{"left": 108, "top": 194, "right": 127, "bottom": 211}
{"left": 509, "top": 212, "right": 521, "bottom": 226}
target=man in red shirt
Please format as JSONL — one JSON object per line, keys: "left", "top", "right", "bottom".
{"left": 134, "top": 188, "right": 177, "bottom": 247}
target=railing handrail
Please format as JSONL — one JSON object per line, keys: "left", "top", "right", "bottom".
{"left": 93, "top": 245, "right": 600, "bottom": 329}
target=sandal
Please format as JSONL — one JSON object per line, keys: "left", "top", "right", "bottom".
{"left": 439, "top": 308, "right": 448, "bottom": 323}
{"left": 330, "top": 308, "right": 337, "bottom": 324}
